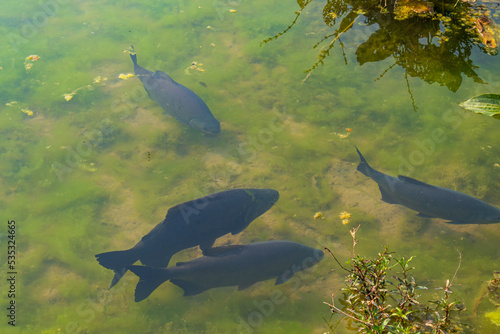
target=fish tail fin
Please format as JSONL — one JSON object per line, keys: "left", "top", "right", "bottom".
{"left": 95, "top": 249, "right": 140, "bottom": 288}
{"left": 130, "top": 53, "right": 138, "bottom": 66}
{"left": 128, "top": 265, "right": 170, "bottom": 302}
{"left": 355, "top": 146, "right": 373, "bottom": 177}
{"left": 109, "top": 268, "right": 128, "bottom": 289}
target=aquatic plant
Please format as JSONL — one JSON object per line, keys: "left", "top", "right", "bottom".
{"left": 324, "top": 225, "right": 466, "bottom": 333}
{"left": 460, "top": 93, "right": 500, "bottom": 119}
{"left": 473, "top": 271, "right": 500, "bottom": 327}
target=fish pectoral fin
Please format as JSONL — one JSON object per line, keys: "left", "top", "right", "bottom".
{"left": 189, "top": 118, "right": 205, "bottom": 130}
{"left": 238, "top": 281, "right": 257, "bottom": 291}
{"left": 275, "top": 273, "right": 293, "bottom": 285}
{"left": 444, "top": 221, "right": 466, "bottom": 225}
{"left": 379, "top": 186, "right": 400, "bottom": 204}
{"left": 202, "top": 245, "right": 244, "bottom": 257}
{"left": 199, "top": 239, "right": 216, "bottom": 252}
{"left": 170, "top": 279, "right": 206, "bottom": 296}
{"left": 416, "top": 212, "right": 435, "bottom": 218}
{"left": 398, "top": 175, "right": 435, "bottom": 189}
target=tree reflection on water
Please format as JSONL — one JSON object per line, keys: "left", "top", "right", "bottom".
{"left": 263, "top": 0, "right": 499, "bottom": 93}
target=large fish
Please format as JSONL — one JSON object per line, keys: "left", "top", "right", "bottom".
{"left": 128, "top": 240, "right": 324, "bottom": 302}
{"left": 130, "top": 53, "right": 220, "bottom": 134}
{"left": 96, "top": 188, "right": 279, "bottom": 288}
{"left": 355, "top": 147, "right": 500, "bottom": 224}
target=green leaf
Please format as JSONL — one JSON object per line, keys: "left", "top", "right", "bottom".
{"left": 459, "top": 93, "right": 500, "bottom": 118}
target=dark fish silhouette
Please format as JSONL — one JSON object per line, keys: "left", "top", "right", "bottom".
{"left": 355, "top": 147, "right": 500, "bottom": 224}
{"left": 96, "top": 189, "right": 279, "bottom": 288}
{"left": 130, "top": 53, "right": 220, "bottom": 134}
{"left": 128, "top": 240, "right": 324, "bottom": 301}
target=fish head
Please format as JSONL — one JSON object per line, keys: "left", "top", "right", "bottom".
{"left": 242, "top": 189, "right": 280, "bottom": 223}
{"left": 457, "top": 207, "right": 500, "bottom": 224}
{"left": 189, "top": 117, "right": 221, "bottom": 134}
{"left": 302, "top": 246, "right": 324, "bottom": 269}
{"left": 473, "top": 214, "right": 500, "bottom": 224}
{"left": 289, "top": 244, "right": 324, "bottom": 273}
{"left": 469, "top": 205, "right": 500, "bottom": 224}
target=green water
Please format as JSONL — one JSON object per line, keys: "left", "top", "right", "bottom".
{"left": 1, "top": 0, "right": 500, "bottom": 333}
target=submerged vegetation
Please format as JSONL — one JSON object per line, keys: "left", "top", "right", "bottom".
{"left": 324, "top": 226, "right": 467, "bottom": 333}
{"left": 263, "top": 0, "right": 500, "bottom": 91}
{"left": 1, "top": 0, "right": 499, "bottom": 333}
{"left": 474, "top": 271, "right": 500, "bottom": 327}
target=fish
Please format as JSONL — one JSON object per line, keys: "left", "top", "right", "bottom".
{"left": 128, "top": 240, "right": 324, "bottom": 302}
{"left": 355, "top": 146, "right": 500, "bottom": 225}
{"left": 130, "top": 53, "right": 220, "bottom": 134}
{"left": 96, "top": 188, "right": 279, "bottom": 288}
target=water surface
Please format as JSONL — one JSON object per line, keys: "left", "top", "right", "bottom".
{"left": 1, "top": 0, "right": 500, "bottom": 333}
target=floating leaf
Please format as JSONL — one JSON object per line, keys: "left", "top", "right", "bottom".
{"left": 313, "top": 212, "right": 324, "bottom": 220}
{"left": 118, "top": 73, "right": 134, "bottom": 80}
{"left": 459, "top": 93, "right": 500, "bottom": 118}
{"left": 22, "top": 108, "right": 34, "bottom": 116}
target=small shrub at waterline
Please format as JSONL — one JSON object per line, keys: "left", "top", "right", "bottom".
{"left": 324, "top": 225, "right": 468, "bottom": 333}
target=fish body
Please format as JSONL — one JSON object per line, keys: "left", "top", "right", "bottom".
{"left": 128, "top": 240, "right": 324, "bottom": 301}
{"left": 96, "top": 188, "right": 279, "bottom": 288}
{"left": 355, "top": 147, "right": 500, "bottom": 224}
{"left": 130, "top": 53, "right": 220, "bottom": 134}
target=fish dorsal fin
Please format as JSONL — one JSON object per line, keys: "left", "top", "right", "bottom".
{"left": 398, "top": 175, "right": 435, "bottom": 188}
{"left": 202, "top": 245, "right": 244, "bottom": 257}
{"left": 153, "top": 70, "right": 175, "bottom": 84}
{"left": 164, "top": 201, "right": 201, "bottom": 223}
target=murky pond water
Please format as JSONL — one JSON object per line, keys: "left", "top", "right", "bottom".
{"left": 1, "top": 0, "right": 500, "bottom": 333}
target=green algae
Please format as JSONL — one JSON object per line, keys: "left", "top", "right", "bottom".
{"left": 486, "top": 308, "right": 500, "bottom": 326}
{"left": 1, "top": 0, "right": 500, "bottom": 333}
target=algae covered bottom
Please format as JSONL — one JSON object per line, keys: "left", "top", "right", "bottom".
{"left": 1, "top": 0, "right": 499, "bottom": 333}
